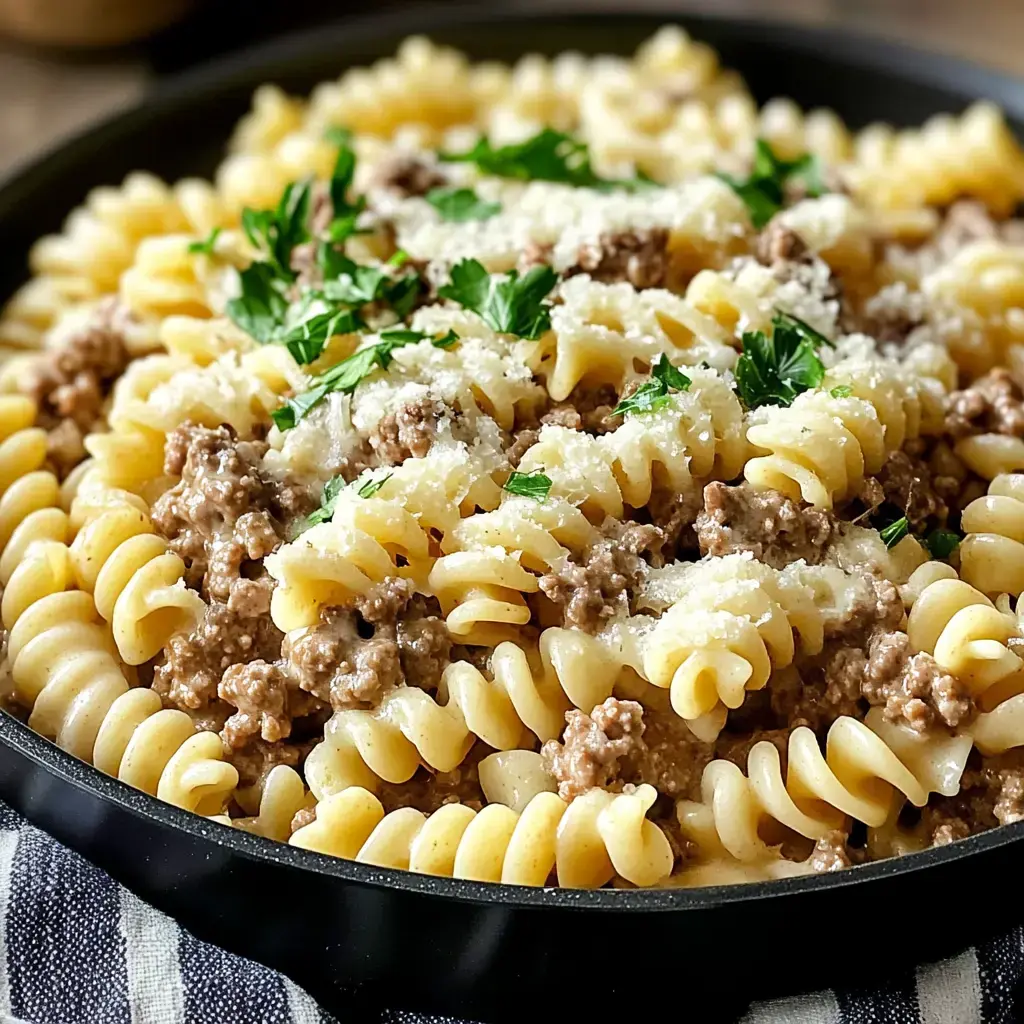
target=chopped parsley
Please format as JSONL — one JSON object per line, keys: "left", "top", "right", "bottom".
{"left": 503, "top": 470, "right": 553, "bottom": 500}
{"left": 924, "top": 528, "right": 962, "bottom": 561}
{"left": 717, "top": 139, "right": 826, "bottom": 228}
{"left": 187, "top": 227, "right": 221, "bottom": 256}
{"left": 272, "top": 332, "right": 422, "bottom": 430}
{"left": 734, "top": 312, "right": 828, "bottom": 410}
{"left": 225, "top": 263, "right": 289, "bottom": 344}
{"left": 356, "top": 472, "right": 393, "bottom": 499}
{"left": 324, "top": 126, "right": 367, "bottom": 242}
{"left": 612, "top": 354, "right": 691, "bottom": 418}
{"left": 426, "top": 186, "right": 501, "bottom": 222}
{"left": 377, "top": 327, "right": 459, "bottom": 348}
{"left": 829, "top": 384, "right": 853, "bottom": 399}
{"left": 439, "top": 128, "right": 653, "bottom": 192}
{"left": 302, "top": 475, "right": 347, "bottom": 529}
{"left": 438, "top": 259, "right": 557, "bottom": 339}
{"left": 241, "top": 180, "right": 311, "bottom": 280}
{"left": 319, "top": 250, "right": 420, "bottom": 315}
{"left": 879, "top": 517, "right": 910, "bottom": 549}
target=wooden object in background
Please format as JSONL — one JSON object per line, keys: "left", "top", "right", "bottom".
{"left": 0, "top": 0, "right": 196, "bottom": 46}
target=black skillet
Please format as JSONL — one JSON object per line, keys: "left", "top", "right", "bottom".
{"left": 1, "top": 6, "right": 1023, "bottom": 1021}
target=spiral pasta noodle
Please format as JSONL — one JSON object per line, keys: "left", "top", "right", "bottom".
{"left": 676, "top": 717, "right": 932, "bottom": 865}
{"left": 291, "top": 782, "right": 672, "bottom": 888}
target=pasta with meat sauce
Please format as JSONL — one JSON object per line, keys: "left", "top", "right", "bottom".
{"left": 5, "top": 26, "right": 1024, "bottom": 888}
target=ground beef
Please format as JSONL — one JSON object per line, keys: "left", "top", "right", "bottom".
{"left": 368, "top": 398, "right": 443, "bottom": 466}
{"left": 372, "top": 153, "right": 447, "bottom": 197}
{"left": 945, "top": 368, "right": 1024, "bottom": 440}
{"left": 352, "top": 577, "right": 452, "bottom": 691}
{"left": 922, "top": 750, "right": 1024, "bottom": 844}
{"left": 153, "top": 601, "right": 286, "bottom": 716}
{"left": 646, "top": 488, "right": 702, "bottom": 563}
{"left": 24, "top": 298, "right": 131, "bottom": 476}
{"left": 219, "top": 660, "right": 294, "bottom": 748}
{"left": 696, "top": 481, "right": 840, "bottom": 569}
{"left": 542, "top": 699, "right": 714, "bottom": 803}
{"left": 543, "top": 383, "right": 623, "bottom": 435}
{"left": 283, "top": 606, "right": 403, "bottom": 709}
{"left": 377, "top": 742, "right": 488, "bottom": 814}
{"left": 282, "top": 577, "right": 451, "bottom": 708}
{"left": 756, "top": 221, "right": 809, "bottom": 269}
{"left": 807, "top": 830, "right": 854, "bottom": 873}
{"left": 539, "top": 519, "right": 663, "bottom": 632}
{"left": 566, "top": 229, "right": 670, "bottom": 290}
{"left": 541, "top": 698, "right": 646, "bottom": 802}
{"left": 229, "top": 737, "right": 310, "bottom": 792}
{"left": 857, "top": 444, "right": 950, "bottom": 528}
{"left": 850, "top": 631, "right": 974, "bottom": 732}
{"left": 152, "top": 422, "right": 313, "bottom": 599}
{"left": 505, "top": 427, "right": 539, "bottom": 469}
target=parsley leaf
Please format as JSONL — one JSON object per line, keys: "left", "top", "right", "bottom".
{"left": 438, "top": 259, "right": 557, "bottom": 339}
{"left": 829, "top": 384, "right": 853, "bottom": 399}
{"left": 612, "top": 354, "right": 692, "bottom": 418}
{"left": 277, "top": 302, "right": 363, "bottom": 365}
{"left": 241, "top": 179, "right": 311, "bottom": 279}
{"left": 188, "top": 227, "right": 222, "bottom": 256}
{"left": 377, "top": 327, "right": 459, "bottom": 348}
{"left": 303, "top": 475, "right": 347, "bottom": 530}
{"left": 324, "top": 126, "right": 367, "bottom": 241}
{"left": 356, "top": 472, "right": 393, "bottom": 499}
{"left": 226, "top": 263, "right": 289, "bottom": 344}
{"left": 426, "top": 187, "right": 501, "bottom": 222}
{"left": 924, "top": 528, "right": 962, "bottom": 560}
{"left": 879, "top": 517, "right": 910, "bottom": 549}
{"left": 734, "top": 313, "right": 827, "bottom": 410}
{"left": 718, "top": 139, "right": 826, "bottom": 228}
{"left": 503, "top": 470, "right": 553, "bottom": 500}
{"left": 440, "top": 128, "right": 651, "bottom": 192}
{"left": 774, "top": 310, "right": 833, "bottom": 349}
{"left": 319, "top": 251, "right": 422, "bottom": 316}
{"left": 272, "top": 333, "right": 422, "bottom": 430}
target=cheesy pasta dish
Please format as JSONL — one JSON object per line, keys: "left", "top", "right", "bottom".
{"left": 3, "top": 28, "right": 1024, "bottom": 888}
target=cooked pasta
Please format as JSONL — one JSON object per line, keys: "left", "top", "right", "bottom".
{"left": 4, "top": 26, "right": 1024, "bottom": 891}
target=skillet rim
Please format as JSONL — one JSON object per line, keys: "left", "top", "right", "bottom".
{"left": 2, "top": 0, "right": 1024, "bottom": 913}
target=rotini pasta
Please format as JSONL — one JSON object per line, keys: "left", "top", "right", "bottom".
{"left": 6, "top": 26, "right": 1024, "bottom": 893}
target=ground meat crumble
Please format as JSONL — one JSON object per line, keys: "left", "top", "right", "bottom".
{"left": 565, "top": 229, "right": 670, "bottom": 290}
{"left": 23, "top": 298, "right": 132, "bottom": 476}
{"left": 695, "top": 481, "right": 840, "bottom": 569}
{"left": 539, "top": 519, "right": 664, "bottom": 632}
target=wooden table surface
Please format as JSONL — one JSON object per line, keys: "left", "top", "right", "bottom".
{"left": 1, "top": 0, "right": 1022, "bottom": 179}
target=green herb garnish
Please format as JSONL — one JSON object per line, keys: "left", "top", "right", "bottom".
{"left": 272, "top": 332, "right": 422, "bottom": 430}
{"left": 879, "top": 517, "right": 910, "bottom": 550}
{"left": 734, "top": 312, "right": 828, "bottom": 410}
{"left": 188, "top": 227, "right": 222, "bottom": 256}
{"left": 302, "top": 475, "right": 347, "bottom": 530}
{"left": 503, "top": 470, "right": 553, "bottom": 500}
{"left": 225, "top": 263, "right": 289, "bottom": 344}
{"left": 924, "top": 528, "right": 962, "bottom": 561}
{"left": 356, "top": 472, "right": 393, "bottom": 499}
{"left": 440, "top": 128, "right": 652, "bottom": 193}
{"left": 241, "top": 180, "right": 311, "bottom": 280}
{"left": 426, "top": 187, "right": 501, "bottom": 222}
{"left": 612, "top": 354, "right": 692, "bottom": 418}
{"left": 377, "top": 327, "right": 459, "bottom": 348}
{"left": 829, "top": 385, "right": 853, "bottom": 399}
{"left": 324, "top": 126, "right": 367, "bottom": 242}
{"left": 438, "top": 259, "right": 557, "bottom": 339}
{"left": 717, "top": 139, "right": 826, "bottom": 228}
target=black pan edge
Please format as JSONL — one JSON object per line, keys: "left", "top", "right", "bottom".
{"left": 1, "top": 2, "right": 1023, "bottom": 916}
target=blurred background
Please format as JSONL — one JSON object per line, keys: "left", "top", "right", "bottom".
{"left": 1, "top": 0, "right": 1022, "bottom": 179}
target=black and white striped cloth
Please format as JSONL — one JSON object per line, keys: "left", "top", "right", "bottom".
{"left": 0, "top": 796, "right": 1019, "bottom": 1024}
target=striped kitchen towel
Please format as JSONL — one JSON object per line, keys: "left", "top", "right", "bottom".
{"left": 0, "top": 795, "right": 1019, "bottom": 1024}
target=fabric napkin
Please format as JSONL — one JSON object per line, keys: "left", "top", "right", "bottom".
{"left": 0, "top": 794, "right": 1018, "bottom": 1024}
